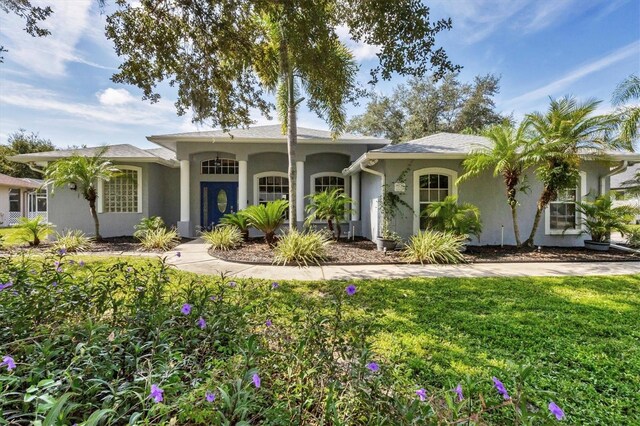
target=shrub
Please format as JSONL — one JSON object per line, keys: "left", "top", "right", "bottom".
{"left": 52, "top": 229, "right": 93, "bottom": 253}
{"left": 305, "top": 188, "right": 354, "bottom": 239}
{"left": 13, "top": 216, "right": 54, "bottom": 246}
{"left": 402, "top": 230, "right": 466, "bottom": 264}
{"left": 421, "top": 195, "right": 482, "bottom": 240}
{"left": 242, "top": 200, "right": 288, "bottom": 245}
{"left": 133, "top": 216, "right": 166, "bottom": 239}
{"left": 575, "top": 194, "right": 639, "bottom": 242}
{"left": 220, "top": 212, "right": 250, "bottom": 241}
{"left": 273, "top": 229, "right": 331, "bottom": 266}
{"left": 627, "top": 225, "right": 640, "bottom": 247}
{"left": 138, "top": 227, "right": 180, "bottom": 251}
{"left": 202, "top": 226, "right": 243, "bottom": 251}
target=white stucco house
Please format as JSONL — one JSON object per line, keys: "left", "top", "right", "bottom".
{"left": 9, "top": 125, "right": 640, "bottom": 246}
{"left": 0, "top": 173, "right": 47, "bottom": 227}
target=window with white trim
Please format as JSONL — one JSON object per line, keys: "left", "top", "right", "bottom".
{"left": 418, "top": 174, "right": 450, "bottom": 230}
{"left": 257, "top": 175, "right": 289, "bottom": 205}
{"left": 545, "top": 172, "right": 586, "bottom": 235}
{"left": 201, "top": 158, "right": 238, "bottom": 175}
{"left": 313, "top": 175, "right": 345, "bottom": 194}
{"left": 102, "top": 168, "right": 141, "bottom": 213}
{"left": 9, "top": 189, "right": 20, "bottom": 212}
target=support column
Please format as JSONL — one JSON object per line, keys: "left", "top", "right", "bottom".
{"left": 351, "top": 172, "right": 360, "bottom": 221}
{"left": 177, "top": 159, "right": 191, "bottom": 237}
{"left": 238, "top": 160, "right": 248, "bottom": 210}
{"left": 296, "top": 160, "right": 305, "bottom": 229}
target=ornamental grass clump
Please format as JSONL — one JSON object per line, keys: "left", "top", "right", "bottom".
{"left": 272, "top": 229, "right": 331, "bottom": 266}
{"left": 52, "top": 229, "right": 93, "bottom": 253}
{"left": 201, "top": 226, "right": 243, "bottom": 251}
{"left": 402, "top": 230, "right": 466, "bottom": 264}
{"left": 138, "top": 227, "right": 180, "bottom": 251}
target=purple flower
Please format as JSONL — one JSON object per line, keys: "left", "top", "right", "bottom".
{"left": 79, "top": 261, "right": 85, "bottom": 267}
{"left": 548, "top": 401, "right": 565, "bottom": 420}
{"left": 345, "top": 284, "right": 356, "bottom": 296}
{"left": 454, "top": 384, "right": 464, "bottom": 401}
{"left": 228, "top": 281, "right": 237, "bottom": 288}
{"left": 265, "top": 319, "right": 272, "bottom": 327}
{"left": 149, "top": 384, "right": 164, "bottom": 403}
{"left": 366, "top": 362, "right": 380, "bottom": 372}
{"left": 252, "top": 373, "right": 261, "bottom": 388}
{"left": 127, "top": 267, "right": 132, "bottom": 273}
{"left": 52, "top": 281, "right": 58, "bottom": 287}
{"left": 271, "top": 282, "right": 279, "bottom": 290}
{"left": 56, "top": 267, "right": 63, "bottom": 273}
{"left": 210, "top": 295, "right": 218, "bottom": 302}
{"left": 415, "top": 388, "right": 427, "bottom": 402}
{"left": 197, "top": 317, "right": 206, "bottom": 329}
{"left": 181, "top": 303, "right": 192, "bottom": 315}
{"left": 1, "top": 356, "right": 16, "bottom": 371}
{"left": 176, "top": 251, "right": 181, "bottom": 258}
{"left": 492, "top": 376, "right": 510, "bottom": 400}
{"left": 54, "top": 261, "right": 60, "bottom": 267}
{"left": 58, "top": 248, "right": 67, "bottom": 255}
{"left": 0, "top": 282, "right": 13, "bottom": 291}
{"left": 205, "top": 391, "right": 216, "bottom": 403}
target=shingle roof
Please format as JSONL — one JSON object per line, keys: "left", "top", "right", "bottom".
{"left": 0, "top": 173, "right": 41, "bottom": 189}
{"left": 611, "top": 163, "right": 639, "bottom": 189}
{"left": 373, "top": 133, "right": 490, "bottom": 154}
{"left": 149, "top": 124, "right": 387, "bottom": 142}
{"left": 9, "top": 144, "right": 177, "bottom": 166}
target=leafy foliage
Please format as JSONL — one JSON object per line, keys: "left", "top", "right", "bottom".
{"left": 347, "top": 74, "right": 506, "bottom": 143}
{"left": 626, "top": 225, "right": 640, "bottom": 247}
{"left": 0, "top": 1, "right": 52, "bottom": 62}
{"left": 242, "top": 200, "right": 288, "bottom": 246}
{"left": 43, "top": 147, "right": 121, "bottom": 241}
{"left": 52, "top": 229, "right": 93, "bottom": 253}
{"left": 574, "top": 194, "right": 640, "bottom": 242}
{"left": 0, "top": 129, "right": 55, "bottom": 178}
{"left": 138, "top": 227, "right": 180, "bottom": 251}
{"left": 273, "top": 229, "right": 331, "bottom": 266}
{"left": 13, "top": 215, "right": 54, "bottom": 246}
{"left": 612, "top": 73, "right": 640, "bottom": 146}
{"left": 220, "top": 212, "right": 250, "bottom": 241}
{"left": 202, "top": 226, "right": 243, "bottom": 251}
{"left": 133, "top": 216, "right": 166, "bottom": 240}
{"left": 401, "top": 230, "right": 466, "bottom": 264}
{"left": 305, "top": 188, "right": 354, "bottom": 239}
{"left": 422, "top": 195, "right": 483, "bottom": 240}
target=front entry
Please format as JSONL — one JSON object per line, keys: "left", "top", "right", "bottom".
{"left": 201, "top": 182, "right": 238, "bottom": 230}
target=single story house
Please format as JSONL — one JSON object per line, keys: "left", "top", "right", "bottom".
{"left": 9, "top": 125, "right": 640, "bottom": 246}
{"left": 611, "top": 162, "right": 640, "bottom": 224}
{"left": 0, "top": 173, "right": 47, "bottom": 226}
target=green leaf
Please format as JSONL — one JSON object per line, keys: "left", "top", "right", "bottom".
{"left": 43, "top": 392, "right": 74, "bottom": 426}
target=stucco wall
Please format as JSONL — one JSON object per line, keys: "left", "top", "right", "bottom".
{"left": 0, "top": 187, "right": 9, "bottom": 226}
{"left": 359, "top": 164, "right": 384, "bottom": 241}
{"left": 47, "top": 162, "right": 173, "bottom": 238}
{"left": 359, "top": 158, "right": 612, "bottom": 247}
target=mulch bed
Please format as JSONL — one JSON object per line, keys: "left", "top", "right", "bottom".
{"left": 211, "top": 237, "right": 639, "bottom": 265}
{"left": 1, "top": 236, "right": 191, "bottom": 254}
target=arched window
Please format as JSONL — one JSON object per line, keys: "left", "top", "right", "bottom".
{"left": 413, "top": 167, "right": 458, "bottom": 233}
{"left": 310, "top": 172, "right": 347, "bottom": 195}
{"left": 201, "top": 158, "right": 238, "bottom": 175}
{"left": 98, "top": 166, "right": 142, "bottom": 213}
{"left": 254, "top": 172, "right": 289, "bottom": 205}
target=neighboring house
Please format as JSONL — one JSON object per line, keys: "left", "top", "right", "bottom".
{"left": 9, "top": 125, "right": 640, "bottom": 246}
{"left": 611, "top": 162, "right": 640, "bottom": 224}
{"left": 0, "top": 173, "right": 47, "bottom": 226}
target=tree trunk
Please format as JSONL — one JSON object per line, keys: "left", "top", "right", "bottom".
{"left": 510, "top": 203, "right": 521, "bottom": 247}
{"left": 89, "top": 197, "right": 102, "bottom": 241}
{"left": 287, "top": 71, "right": 298, "bottom": 231}
{"left": 524, "top": 188, "right": 554, "bottom": 247}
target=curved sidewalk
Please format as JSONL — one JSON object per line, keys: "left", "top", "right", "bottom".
{"left": 167, "top": 239, "right": 640, "bottom": 281}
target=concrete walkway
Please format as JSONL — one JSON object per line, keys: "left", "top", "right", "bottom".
{"left": 164, "top": 238, "right": 640, "bottom": 281}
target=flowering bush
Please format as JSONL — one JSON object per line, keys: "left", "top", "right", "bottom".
{"left": 0, "top": 253, "right": 569, "bottom": 424}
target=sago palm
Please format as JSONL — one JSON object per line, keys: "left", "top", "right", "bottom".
{"left": 305, "top": 188, "right": 354, "bottom": 240}
{"left": 522, "top": 96, "right": 618, "bottom": 247}
{"left": 458, "top": 122, "right": 530, "bottom": 246}
{"left": 422, "top": 195, "right": 482, "bottom": 240}
{"left": 242, "top": 200, "right": 289, "bottom": 246}
{"left": 44, "top": 147, "right": 120, "bottom": 241}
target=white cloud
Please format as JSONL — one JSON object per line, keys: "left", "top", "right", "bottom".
{"left": 0, "top": 0, "right": 112, "bottom": 77}
{"left": 502, "top": 40, "right": 640, "bottom": 110}
{"left": 335, "top": 25, "right": 380, "bottom": 61}
{"left": 97, "top": 88, "right": 136, "bottom": 106}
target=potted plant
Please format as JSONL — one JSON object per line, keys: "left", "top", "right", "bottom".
{"left": 574, "top": 194, "right": 639, "bottom": 251}
{"left": 421, "top": 195, "right": 482, "bottom": 250}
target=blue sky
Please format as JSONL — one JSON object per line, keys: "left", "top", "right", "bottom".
{"left": 0, "top": 0, "right": 638, "bottom": 149}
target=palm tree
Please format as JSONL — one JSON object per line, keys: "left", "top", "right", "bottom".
{"left": 43, "top": 148, "right": 120, "bottom": 241}
{"left": 256, "top": 14, "right": 358, "bottom": 229}
{"left": 522, "top": 96, "right": 619, "bottom": 247}
{"left": 305, "top": 188, "right": 354, "bottom": 240}
{"left": 612, "top": 74, "right": 640, "bottom": 147}
{"left": 421, "top": 195, "right": 482, "bottom": 241}
{"left": 457, "top": 122, "right": 530, "bottom": 246}
{"left": 242, "top": 200, "right": 289, "bottom": 246}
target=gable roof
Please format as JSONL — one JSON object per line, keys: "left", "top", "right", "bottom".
{"left": 9, "top": 144, "right": 178, "bottom": 168}
{"left": 147, "top": 124, "right": 389, "bottom": 151}
{"left": 611, "top": 163, "right": 639, "bottom": 189}
{"left": 0, "top": 173, "right": 41, "bottom": 189}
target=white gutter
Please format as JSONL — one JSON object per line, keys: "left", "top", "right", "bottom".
{"left": 601, "top": 160, "right": 628, "bottom": 195}
{"left": 359, "top": 159, "right": 385, "bottom": 190}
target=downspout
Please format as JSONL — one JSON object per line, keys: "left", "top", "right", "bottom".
{"left": 600, "top": 161, "right": 628, "bottom": 195}
{"left": 359, "top": 160, "right": 386, "bottom": 240}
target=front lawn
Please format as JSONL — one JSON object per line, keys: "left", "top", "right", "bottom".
{"left": 0, "top": 227, "right": 22, "bottom": 247}
{"left": 1, "top": 253, "right": 638, "bottom": 424}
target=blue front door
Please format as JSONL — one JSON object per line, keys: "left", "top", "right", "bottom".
{"left": 201, "top": 182, "right": 238, "bottom": 230}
